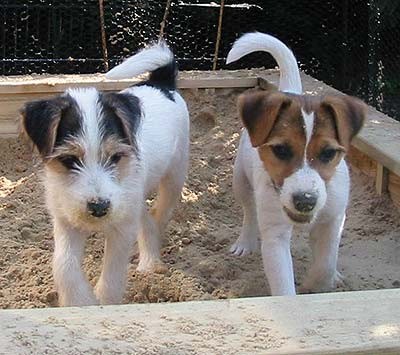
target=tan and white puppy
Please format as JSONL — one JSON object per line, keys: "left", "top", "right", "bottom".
{"left": 227, "top": 32, "right": 366, "bottom": 295}
{"left": 21, "top": 43, "right": 189, "bottom": 306}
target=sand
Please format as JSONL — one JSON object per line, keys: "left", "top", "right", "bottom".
{"left": 0, "top": 88, "right": 399, "bottom": 309}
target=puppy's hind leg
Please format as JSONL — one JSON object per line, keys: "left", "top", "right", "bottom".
{"left": 150, "top": 149, "right": 188, "bottom": 233}
{"left": 230, "top": 155, "right": 260, "bottom": 256}
{"left": 136, "top": 209, "right": 164, "bottom": 273}
{"left": 137, "top": 152, "right": 187, "bottom": 273}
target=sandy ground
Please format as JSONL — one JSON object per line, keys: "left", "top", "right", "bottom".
{"left": 0, "top": 88, "right": 399, "bottom": 309}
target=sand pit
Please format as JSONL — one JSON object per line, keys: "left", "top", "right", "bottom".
{"left": 0, "top": 88, "right": 399, "bottom": 309}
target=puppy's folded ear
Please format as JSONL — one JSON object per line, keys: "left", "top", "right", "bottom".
{"left": 20, "top": 96, "right": 73, "bottom": 159}
{"left": 100, "top": 93, "right": 141, "bottom": 146}
{"left": 238, "top": 91, "right": 291, "bottom": 147}
{"left": 320, "top": 95, "right": 367, "bottom": 150}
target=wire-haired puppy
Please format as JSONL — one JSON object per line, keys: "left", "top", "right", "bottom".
{"left": 21, "top": 43, "right": 190, "bottom": 306}
{"left": 227, "top": 32, "right": 367, "bottom": 295}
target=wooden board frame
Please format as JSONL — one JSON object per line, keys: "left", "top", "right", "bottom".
{"left": 0, "top": 289, "right": 399, "bottom": 354}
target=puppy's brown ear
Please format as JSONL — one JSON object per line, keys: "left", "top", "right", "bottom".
{"left": 101, "top": 93, "right": 141, "bottom": 146}
{"left": 20, "top": 96, "right": 72, "bottom": 159}
{"left": 320, "top": 95, "right": 367, "bottom": 151}
{"left": 238, "top": 91, "right": 291, "bottom": 147}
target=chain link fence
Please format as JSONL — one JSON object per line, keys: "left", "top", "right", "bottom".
{"left": 1, "top": 0, "right": 399, "bottom": 120}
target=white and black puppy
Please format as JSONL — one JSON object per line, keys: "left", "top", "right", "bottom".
{"left": 227, "top": 33, "right": 366, "bottom": 295}
{"left": 21, "top": 43, "right": 190, "bottom": 306}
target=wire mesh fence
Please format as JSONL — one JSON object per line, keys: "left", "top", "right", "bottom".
{"left": 1, "top": 0, "right": 399, "bottom": 120}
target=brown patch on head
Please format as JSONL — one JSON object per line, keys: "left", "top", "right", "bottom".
{"left": 238, "top": 91, "right": 292, "bottom": 147}
{"left": 318, "top": 95, "right": 367, "bottom": 150}
{"left": 45, "top": 134, "right": 135, "bottom": 180}
{"left": 238, "top": 91, "right": 309, "bottom": 187}
{"left": 101, "top": 136, "right": 135, "bottom": 180}
{"left": 307, "top": 95, "right": 367, "bottom": 181}
{"left": 45, "top": 139, "right": 85, "bottom": 174}
{"left": 306, "top": 113, "right": 345, "bottom": 181}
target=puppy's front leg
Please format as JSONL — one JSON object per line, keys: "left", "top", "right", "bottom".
{"left": 53, "top": 219, "right": 97, "bottom": 306}
{"left": 95, "top": 223, "right": 137, "bottom": 305}
{"left": 300, "top": 214, "right": 345, "bottom": 293}
{"left": 260, "top": 225, "right": 295, "bottom": 296}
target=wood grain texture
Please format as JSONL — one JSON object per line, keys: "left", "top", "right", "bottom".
{"left": 348, "top": 146, "right": 377, "bottom": 178}
{"left": 0, "top": 289, "right": 399, "bottom": 354}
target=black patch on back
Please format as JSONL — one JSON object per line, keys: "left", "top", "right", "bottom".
{"left": 21, "top": 94, "right": 82, "bottom": 157}
{"left": 99, "top": 92, "right": 141, "bottom": 151}
{"left": 134, "top": 60, "right": 177, "bottom": 102}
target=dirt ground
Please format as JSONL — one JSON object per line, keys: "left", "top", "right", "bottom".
{"left": 0, "top": 88, "right": 399, "bottom": 309}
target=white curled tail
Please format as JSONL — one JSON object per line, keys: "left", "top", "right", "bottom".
{"left": 105, "top": 42, "right": 174, "bottom": 80}
{"left": 226, "top": 32, "right": 302, "bottom": 94}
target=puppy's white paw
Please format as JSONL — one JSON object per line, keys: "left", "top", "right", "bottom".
{"left": 229, "top": 236, "right": 258, "bottom": 256}
{"left": 333, "top": 270, "right": 345, "bottom": 288}
{"left": 137, "top": 258, "right": 168, "bottom": 274}
{"left": 299, "top": 270, "right": 344, "bottom": 294}
{"left": 59, "top": 292, "right": 99, "bottom": 307}
{"left": 94, "top": 282, "right": 124, "bottom": 305}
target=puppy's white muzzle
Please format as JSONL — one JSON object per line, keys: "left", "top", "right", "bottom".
{"left": 280, "top": 165, "right": 327, "bottom": 224}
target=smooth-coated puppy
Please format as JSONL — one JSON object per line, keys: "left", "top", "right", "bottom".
{"left": 227, "top": 32, "right": 367, "bottom": 296}
{"left": 21, "top": 43, "right": 190, "bottom": 306}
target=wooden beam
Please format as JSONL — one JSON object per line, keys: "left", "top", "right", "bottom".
{"left": 0, "top": 74, "right": 258, "bottom": 137}
{"left": 0, "top": 75, "right": 258, "bottom": 94}
{"left": 0, "top": 289, "right": 399, "bottom": 354}
{"left": 177, "top": 77, "right": 257, "bottom": 89}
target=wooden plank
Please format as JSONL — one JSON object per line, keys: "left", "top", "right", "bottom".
{"left": 178, "top": 77, "right": 257, "bottom": 88}
{"left": 0, "top": 289, "right": 399, "bottom": 354}
{"left": 0, "top": 120, "right": 19, "bottom": 136}
{"left": 0, "top": 74, "right": 259, "bottom": 94}
{"left": 0, "top": 74, "right": 258, "bottom": 137}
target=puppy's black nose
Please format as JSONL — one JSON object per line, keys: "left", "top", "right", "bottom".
{"left": 87, "top": 199, "right": 110, "bottom": 218}
{"left": 292, "top": 192, "right": 317, "bottom": 213}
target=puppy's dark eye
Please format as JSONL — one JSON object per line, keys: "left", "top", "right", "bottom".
{"left": 271, "top": 144, "right": 293, "bottom": 161}
{"left": 58, "top": 155, "right": 81, "bottom": 170}
{"left": 319, "top": 148, "right": 337, "bottom": 163}
{"left": 110, "top": 153, "right": 123, "bottom": 165}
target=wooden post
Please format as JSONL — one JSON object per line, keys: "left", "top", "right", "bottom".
{"left": 376, "top": 163, "right": 389, "bottom": 195}
{"left": 98, "top": 0, "right": 109, "bottom": 72}
{"left": 212, "top": 0, "right": 225, "bottom": 70}
{"left": 159, "top": 0, "right": 172, "bottom": 40}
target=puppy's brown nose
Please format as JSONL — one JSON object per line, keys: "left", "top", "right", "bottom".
{"left": 87, "top": 199, "right": 110, "bottom": 218}
{"left": 292, "top": 192, "right": 317, "bottom": 213}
